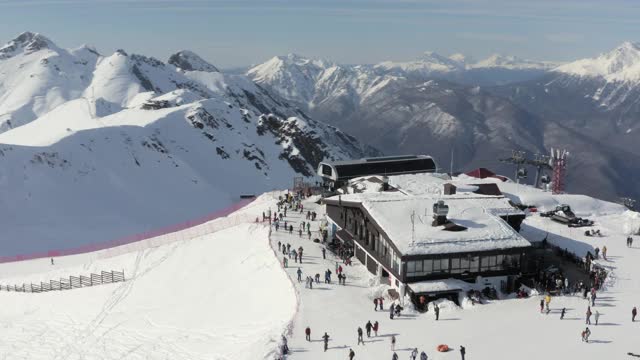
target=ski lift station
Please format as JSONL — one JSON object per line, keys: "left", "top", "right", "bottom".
{"left": 317, "top": 155, "right": 437, "bottom": 190}
{"left": 321, "top": 171, "right": 533, "bottom": 307}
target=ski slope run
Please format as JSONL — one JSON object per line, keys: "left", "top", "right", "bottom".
{"left": 0, "top": 194, "right": 296, "bottom": 360}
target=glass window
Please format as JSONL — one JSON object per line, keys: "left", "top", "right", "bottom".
{"left": 461, "top": 257, "right": 469, "bottom": 270}
{"left": 480, "top": 256, "right": 489, "bottom": 271}
{"left": 423, "top": 259, "right": 433, "bottom": 273}
{"left": 489, "top": 256, "right": 497, "bottom": 267}
{"left": 415, "top": 261, "right": 423, "bottom": 273}
{"left": 440, "top": 258, "right": 450, "bottom": 273}
{"left": 433, "top": 259, "right": 441, "bottom": 271}
{"left": 470, "top": 256, "right": 480, "bottom": 272}
{"left": 407, "top": 261, "right": 416, "bottom": 273}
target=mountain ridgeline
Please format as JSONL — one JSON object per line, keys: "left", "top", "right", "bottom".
{"left": 246, "top": 46, "right": 640, "bottom": 202}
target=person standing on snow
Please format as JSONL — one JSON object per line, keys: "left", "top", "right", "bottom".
{"left": 586, "top": 306, "right": 592, "bottom": 325}
{"left": 305, "top": 327, "right": 311, "bottom": 341}
{"left": 374, "top": 298, "right": 379, "bottom": 311}
{"left": 602, "top": 245, "right": 608, "bottom": 260}
{"left": 411, "top": 348, "right": 418, "bottom": 360}
{"left": 349, "top": 348, "right": 355, "bottom": 360}
{"left": 373, "top": 321, "right": 379, "bottom": 336}
{"left": 581, "top": 327, "right": 591, "bottom": 342}
{"left": 365, "top": 321, "right": 372, "bottom": 337}
{"left": 420, "top": 351, "right": 428, "bottom": 360}
{"left": 357, "top": 327, "right": 365, "bottom": 345}
{"left": 539, "top": 299, "right": 544, "bottom": 313}
{"left": 390, "top": 305, "right": 395, "bottom": 320}
{"left": 434, "top": 304, "right": 440, "bottom": 320}
{"left": 391, "top": 335, "right": 396, "bottom": 350}
{"left": 561, "top": 307, "right": 566, "bottom": 320}
{"left": 322, "top": 332, "right": 330, "bottom": 352}
{"left": 379, "top": 297, "right": 384, "bottom": 310}
{"left": 594, "top": 310, "right": 600, "bottom": 325}
{"left": 297, "top": 268, "right": 302, "bottom": 282}
{"left": 322, "top": 247, "right": 326, "bottom": 259}
{"left": 633, "top": 306, "right": 638, "bottom": 322}
{"left": 392, "top": 352, "right": 398, "bottom": 360}
{"left": 460, "top": 346, "right": 466, "bottom": 360}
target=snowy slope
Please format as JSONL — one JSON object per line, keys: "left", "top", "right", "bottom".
{"left": 0, "top": 33, "right": 376, "bottom": 256}
{"left": 0, "top": 195, "right": 296, "bottom": 360}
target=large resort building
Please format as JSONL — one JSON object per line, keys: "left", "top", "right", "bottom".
{"left": 320, "top": 169, "right": 532, "bottom": 306}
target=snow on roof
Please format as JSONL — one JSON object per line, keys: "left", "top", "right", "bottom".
{"left": 408, "top": 278, "right": 472, "bottom": 294}
{"left": 363, "top": 197, "right": 529, "bottom": 255}
{"left": 327, "top": 173, "right": 529, "bottom": 256}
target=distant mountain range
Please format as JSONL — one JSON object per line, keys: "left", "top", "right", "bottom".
{"left": 246, "top": 43, "right": 640, "bottom": 202}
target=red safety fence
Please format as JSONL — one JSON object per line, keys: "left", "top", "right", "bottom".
{"left": 0, "top": 198, "right": 256, "bottom": 264}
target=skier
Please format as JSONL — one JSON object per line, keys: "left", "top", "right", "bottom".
{"left": 373, "top": 321, "right": 379, "bottom": 336}
{"left": 630, "top": 236, "right": 634, "bottom": 247}
{"left": 545, "top": 294, "right": 551, "bottom": 312}
{"left": 586, "top": 306, "right": 592, "bottom": 325}
{"left": 420, "top": 351, "right": 428, "bottom": 360}
{"left": 297, "top": 268, "right": 302, "bottom": 282}
{"left": 391, "top": 335, "right": 396, "bottom": 350}
{"left": 322, "top": 247, "right": 326, "bottom": 259}
{"left": 315, "top": 273, "right": 320, "bottom": 283}
{"left": 342, "top": 273, "right": 347, "bottom": 285}
{"left": 289, "top": 225, "right": 293, "bottom": 234}
{"left": 365, "top": 321, "right": 372, "bottom": 337}
{"left": 539, "top": 299, "right": 544, "bottom": 313}
{"left": 591, "top": 291, "right": 597, "bottom": 306}
{"left": 357, "top": 327, "right": 365, "bottom": 345}
{"left": 411, "top": 348, "right": 418, "bottom": 360}
{"left": 298, "top": 229, "right": 303, "bottom": 237}
{"left": 633, "top": 306, "right": 638, "bottom": 322}
{"left": 374, "top": 298, "right": 379, "bottom": 311}
{"left": 278, "top": 241, "right": 281, "bottom": 251}
{"left": 309, "top": 276, "right": 313, "bottom": 289}
{"left": 390, "top": 305, "right": 395, "bottom": 319}
{"left": 594, "top": 310, "right": 600, "bottom": 325}
{"left": 305, "top": 326, "right": 311, "bottom": 341}
{"left": 561, "top": 307, "right": 566, "bottom": 320}
{"left": 581, "top": 327, "right": 591, "bottom": 343}
{"left": 595, "top": 247, "right": 600, "bottom": 259}
{"left": 602, "top": 245, "right": 608, "bottom": 260}
{"left": 460, "top": 345, "right": 466, "bottom": 360}
{"left": 392, "top": 353, "right": 398, "bottom": 360}
{"left": 434, "top": 304, "right": 440, "bottom": 321}
{"left": 349, "top": 348, "right": 355, "bottom": 360}
{"left": 379, "top": 297, "right": 384, "bottom": 310}
{"left": 283, "top": 256, "right": 288, "bottom": 268}
{"left": 51, "top": 258, "right": 54, "bottom": 265}
{"left": 322, "top": 332, "right": 330, "bottom": 352}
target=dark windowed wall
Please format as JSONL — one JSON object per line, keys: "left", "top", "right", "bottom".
{"left": 403, "top": 252, "right": 524, "bottom": 282}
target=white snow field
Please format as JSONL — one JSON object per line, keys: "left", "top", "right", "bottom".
{"left": 0, "top": 179, "right": 639, "bottom": 360}
{"left": 0, "top": 194, "right": 296, "bottom": 360}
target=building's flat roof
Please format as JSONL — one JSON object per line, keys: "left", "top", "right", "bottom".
{"left": 325, "top": 173, "right": 530, "bottom": 256}
{"left": 324, "top": 155, "right": 433, "bottom": 167}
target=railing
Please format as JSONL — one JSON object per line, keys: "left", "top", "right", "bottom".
{"left": 0, "top": 270, "right": 125, "bottom": 293}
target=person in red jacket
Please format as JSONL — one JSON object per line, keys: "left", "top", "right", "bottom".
{"left": 373, "top": 321, "right": 379, "bottom": 336}
{"left": 305, "top": 326, "right": 311, "bottom": 341}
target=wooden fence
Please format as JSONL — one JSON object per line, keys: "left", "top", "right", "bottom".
{"left": 0, "top": 270, "right": 125, "bottom": 293}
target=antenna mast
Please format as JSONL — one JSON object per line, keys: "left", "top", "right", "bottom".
{"left": 551, "top": 148, "right": 569, "bottom": 194}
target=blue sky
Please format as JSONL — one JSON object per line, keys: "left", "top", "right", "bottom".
{"left": 0, "top": 0, "right": 639, "bottom": 68}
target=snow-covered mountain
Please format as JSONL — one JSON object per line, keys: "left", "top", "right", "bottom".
{"left": 247, "top": 51, "right": 640, "bottom": 202}
{"left": 554, "top": 41, "right": 640, "bottom": 82}
{"left": 492, "top": 42, "right": 640, "bottom": 166}
{"left": 0, "top": 32, "right": 376, "bottom": 255}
